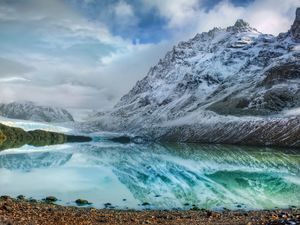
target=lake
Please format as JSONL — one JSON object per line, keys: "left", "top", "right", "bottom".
{"left": 0, "top": 133, "right": 299, "bottom": 210}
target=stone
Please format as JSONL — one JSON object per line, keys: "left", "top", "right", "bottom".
{"left": 29, "top": 198, "right": 37, "bottom": 203}
{"left": 44, "top": 196, "right": 58, "bottom": 203}
{"left": 17, "top": 195, "right": 25, "bottom": 200}
{"left": 0, "top": 196, "right": 10, "bottom": 200}
{"left": 2, "top": 204, "right": 12, "bottom": 212}
{"left": 75, "top": 199, "right": 90, "bottom": 206}
{"left": 104, "top": 203, "right": 112, "bottom": 208}
{"left": 291, "top": 8, "right": 300, "bottom": 41}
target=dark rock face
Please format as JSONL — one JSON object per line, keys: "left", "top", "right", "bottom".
{"left": 208, "top": 62, "right": 300, "bottom": 116}
{"left": 291, "top": 8, "right": 300, "bottom": 41}
{"left": 261, "top": 63, "right": 300, "bottom": 87}
{"left": 226, "top": 19, "right": 257, "bottom": 33}
{"left": 0, "top": 123, "right": 92, "bottom": 151}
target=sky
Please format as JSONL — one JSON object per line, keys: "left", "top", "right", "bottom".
{"left": 0, "top": 0, "right": 299, "bottom": 111}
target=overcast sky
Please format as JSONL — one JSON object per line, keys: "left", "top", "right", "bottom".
{"left": 0, "top": 0, "right": 298, "bottom": 110}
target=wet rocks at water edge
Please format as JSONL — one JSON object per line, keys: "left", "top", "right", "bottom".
{"left": 28, "top": 198, "right": 38, "bottom": 203}
{"left": 16, "top": 195, "right": 25, "bottom": 200}
{"left": 43, "top": 196, "right": 58, "bottom": 203}
{"left": 141, "top": 202, "right": 150, "bottom": 206}
{"left": 0, "top": 196, "right": 299, "bottom": 225}
{"left": 75, "top": 199, "right": 92, "bottom": 206}
{"left": 104, "top": 203, "right": 115, "bottom": 209}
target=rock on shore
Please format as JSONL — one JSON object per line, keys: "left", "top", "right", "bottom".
{"left": 0, "top": 196, "right": 299, "bottom": 225}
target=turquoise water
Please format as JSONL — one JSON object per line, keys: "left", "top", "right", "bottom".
{"left": 0, "top": 139, "right": 299, "bottom": 210}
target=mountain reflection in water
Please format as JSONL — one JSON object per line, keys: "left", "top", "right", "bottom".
{"left": 0, "top": 140, "right": 299, "bottom": 210}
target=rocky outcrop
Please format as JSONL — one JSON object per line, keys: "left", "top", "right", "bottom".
{"left": 291, "top": 8, "right": 300, "bottom": 41}
{"left": 0, "top": 101, "right": 74, "bottom": 123}
{"left": 0, "top": 123, "right": 92, "bottom": 151}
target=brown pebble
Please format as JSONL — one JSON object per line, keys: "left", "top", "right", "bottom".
{"left": 2, "top": 204, "right": 12, "bottom": 212}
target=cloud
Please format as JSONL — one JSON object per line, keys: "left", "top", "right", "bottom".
{"left": 114, "top": 1, "right": 135, "bottom": 18}
{"left": 143, "top": 0, "right": 200, "bottom": 29}
{"left": 141, "top": 0, "right": 298, "bottom": 36}
{"left": 0, "top": 0, "right": 298, "bottom": 111}
{"left": 0, "top": 57, "right": 34, "bottom": 77}
{"left": 241, "top": 0, "right": 299, "bottom": 34}
{"left": 97, "top": 41, "right": 173, "bottom": 98}
{"left": 112, "top": 1, "right": 138, "bottom": 34}
{"left": 0, "top": 77, "right": 30, "bottom": 83}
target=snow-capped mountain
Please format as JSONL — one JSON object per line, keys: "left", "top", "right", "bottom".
{"left": 89, "top": 8, "right": 300, "bottom": 147}
{"left": 0, "top": 101, "right": 74, "bottom": 123}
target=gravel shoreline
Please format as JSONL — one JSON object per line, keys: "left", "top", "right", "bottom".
{"left": 0, "top": 196, "right": 299, "bottom": 225}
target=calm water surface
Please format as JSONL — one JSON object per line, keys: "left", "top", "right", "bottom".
{"left": 0, "top": 137, "right": 299, "bottom": 210}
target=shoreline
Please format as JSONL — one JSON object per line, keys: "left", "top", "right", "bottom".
{"left": 0, "top": 196, "right": 299, "bottom": 225}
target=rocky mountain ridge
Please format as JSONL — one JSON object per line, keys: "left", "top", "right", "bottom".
{"left": 0, "top": 101, "right": 74, "bottom": 123}
{"left": 88, "top": 8, "right": 300, "bottom": 147}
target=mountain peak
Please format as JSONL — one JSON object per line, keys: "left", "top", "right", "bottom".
{"left": 290, "top": 7, "right": 300, "bottom": 41}
{"left": 226, "top": 19, "right": 256, "bottom": 33}
{"left": 234, "top": 19, "right": 250, "bottom": 28}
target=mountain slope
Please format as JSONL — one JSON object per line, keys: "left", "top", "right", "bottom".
{"left": 89, "top": 8, "right": 300, "bottom": 147}
{"left": 0, "top": 102, "right": 74, "bottom": 123}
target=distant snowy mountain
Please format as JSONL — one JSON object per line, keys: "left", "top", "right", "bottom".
{"left": 0, "top": 102, "right": 74, "bottom": 123}
{"left": 88, "top": 8, "right": 300, "bottom": 147}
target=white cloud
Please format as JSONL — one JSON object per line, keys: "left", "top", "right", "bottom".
{"left": 143, "top": 0, "right": 200, "bottom": 28}
{"left": 242, "top": 0, "right": 299, "bottom": 34}
{"left": 194, "top": 1, "right": 245, "bottom": 35}
{"left": 0, "top": 57, "right": 34, "bottom": 77}
{"left": 142, "top": 0, "right": 298, "bottom": 36}
{"left": 112, "top": 1, "right": 138, "bottom": 33}
{"left": 97, "top": 41, "right": 172, "bottom": 97}
{"left": 0, "top": 0, "right": 298, "bottom": 111}
{"left": 114, "top": 1, "right": 135, "bottom": 18}
{"left": 0, "top": 77, "right": 30, "bottom": 83}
